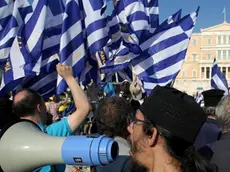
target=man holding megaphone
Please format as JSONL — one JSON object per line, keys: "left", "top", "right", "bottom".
{"left": 11, "top": 64, "right": 91, "bottom": 172}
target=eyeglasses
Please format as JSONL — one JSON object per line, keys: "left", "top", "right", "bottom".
{"left": 127, "top": 113, "right": 152, "bottom": 126}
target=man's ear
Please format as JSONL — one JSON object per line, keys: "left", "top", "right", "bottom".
{"left": 37, "top": 104, "right": 41, "bottom": 113}
{"left": 148, "top": 127, "right": 158, "bottom": 147}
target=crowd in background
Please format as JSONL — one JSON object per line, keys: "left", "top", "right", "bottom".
{"left": 1, "top": 64, "right": 230, "bottom": 172}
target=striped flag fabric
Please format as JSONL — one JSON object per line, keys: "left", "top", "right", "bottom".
{"left": 132, "top": 8, "right": 199, "bottom": 94}
{"left": 14, "top": 55, "right": 59, "bottom": 100}
{"left": 98, "top": 7, "right": 181, "bottom": 75}
{"left": 17, "top": 0, "right": 64, "bottom": 74}
{"left": 81, "top": 0, "right": 109, "bottom": 54}
{"left": 117, "top": 66, "right": 133, "bottom": 82}
{"left": 58, "top": 0, "right": 110, "bottom": 93}
{"left": 114, "top": 0, "right": 159, "bottom": 39}
{"left": 0, "top": 36, "right": 35, "bottom": 97}
{"left": 155, "top": 9, "right": 182, "bottom": 33}
{"left": 57, "top": 0, "right": 87, "bottom": 94}
{"left": 0, "top": 0, "right": 32, "bottom": 67}
{"left": 211, "top": 58, "right": 229, "bottom": 95}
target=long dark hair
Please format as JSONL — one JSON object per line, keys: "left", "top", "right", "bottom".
{"left": 143, "top": 123, "right": 218, "bottom": 172}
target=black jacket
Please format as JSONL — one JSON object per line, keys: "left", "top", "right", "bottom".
{"left": 199, "top": 132, "right": 230, "bottom": 172}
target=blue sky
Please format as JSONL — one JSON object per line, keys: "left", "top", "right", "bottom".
{"left": 107, "top": 0, "right": 230, "bottom": 33}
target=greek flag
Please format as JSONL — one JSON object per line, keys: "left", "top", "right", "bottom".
{"left": 0, "top": 0, "right": 32, "bottom": 67}
{"left": 211, "top": 58, "right": 229, "bottom": 95}
{"left": 17, "top": 0, "right": 63, "bottom": 74}
{"left": 57, "top": 0, "right": 87, "bottom": 94}
{"left": 117, "top": 66, "right": 133, "bottom": 82}
{"left": 0, "top": 37, "right": 34, "bottom": 97}
{"left": 100, "top": 7, "right": 181, "bottom": 73}
{"left": 82, "top": 0, "right": 109, "bottom": 54}
{"left": 0, "top": 34, "right": 59, "bottom": 99}
{"left": 115, "top": 0, "right": 159, "bottom": 39}
{"left": 14, "top": 55, "right": 59, "bottom": 100}
{"left": 132, "top": 8, "right": 199, "bottom": 94}
{"left": 156, "top": 9, "right": 182, "bottom": 32}
{"left": 79, "top": 62, "right": 100, "bottom": 86}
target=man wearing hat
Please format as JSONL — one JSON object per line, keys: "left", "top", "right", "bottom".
{"left": 194, "top": 89, "right": 224, "bottom": 149}
{"left": 127, "top": 86, "right": 216, "bottom": 172}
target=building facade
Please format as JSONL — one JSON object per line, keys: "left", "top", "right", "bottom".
{"left": 174, "top": 21, "right": 230, "bottom": 95}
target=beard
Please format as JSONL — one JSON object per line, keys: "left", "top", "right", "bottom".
{"left": 127, "top": 136, "right": 149, "bottom": 172}
{"left": 129, "top": 156, "right": 149, "bottom": 172}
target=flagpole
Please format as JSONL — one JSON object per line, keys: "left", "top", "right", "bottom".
{"left": 223, "top": 7, "right": 227, "bottom": 22}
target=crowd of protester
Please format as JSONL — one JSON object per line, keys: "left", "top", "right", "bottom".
{"left": 1, "top": 63, "right": 230, "bottom": 172}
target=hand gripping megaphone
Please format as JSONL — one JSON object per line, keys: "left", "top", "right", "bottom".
{"left": 0, "top": 120, "right": 119, "bottom": 172}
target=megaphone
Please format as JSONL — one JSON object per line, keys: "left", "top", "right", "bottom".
{"left": 0, "top": 120, "right": 119, "bottom": 172}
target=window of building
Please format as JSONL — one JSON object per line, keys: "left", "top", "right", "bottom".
{"left": 192, "top": 39, "right": 197, "bottom": 46}
{"left": 206, "top": 67, "right": 210, "bottom": 79}
{"left": 182, "top": 71, "right": 186, "bottom": 77}
{"left": 217, "top": 50, "right": 221, "bottom": 59}
{"left": 208, "top": 38, "right": 212, "bottom": 45}
{"left": 192, "top": 70, "right": 196, "bottom": 77}
{"left": 201, "top": 67, "right": 205, "bottom": 73}
{"left": 223, "top": 36, "right": 227, "bottom": 44}
{"left": 201, "top": 67, "right": 205, "bottom": 78}
{"left": 223, "top": 67, "right": 226, "bottom": 76}
{"left": 218, "top": 36, "right": 221, "bottom": 44}
{"left": 207, "top": 54, "right": 211, "bottom": 60}
{"left": 228, "top": 50, "right": 230, "bottom": 59}
{"left": 223, "top": 50, "right": 227, "bottom": 59}
{"left": 192, "top": 54, "right": 197, "bottom": 61}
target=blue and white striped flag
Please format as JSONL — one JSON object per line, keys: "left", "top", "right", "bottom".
{"left": 132, "top": 8, "right": 199, "bottom": 94}
{"left": 82, "top": 0, "right": 109, "bottom": 54}
{"left": 115, "top": 0, "right": 159, "bottom": 39}
{"left": 0, "top": 0, "right": 32, "bottom": 67}
{"left": 156, "top": 9, "right": 182, "bottom": 32}
{"left": 79, "top": 62, "right": 101, "bottom": 86}
{"left": 14, "top": 55, "right": 59, "bottom": 100}
{"left": 117, "top": 65, "right": 133, "bottom": 82}
{"left": 17, "top": 0, "right": 63, "bottom": 74}
{"left": 0, "top": 36, "right": 35, "bottom": 97}
{"left": 211, "top": 58, "right": 229, "bottom": 95}
{"left": 57, "top": 0, "right": 87, "bottom": 94}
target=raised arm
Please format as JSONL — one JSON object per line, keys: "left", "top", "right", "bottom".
{"left": 56, "top": 64, "right": 91, "bottom": 132}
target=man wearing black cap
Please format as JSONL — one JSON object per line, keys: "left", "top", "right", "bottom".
{"left": 194, "top": 89, "right": 224, "bottom": 149}
{"left": 127, "top": 86, "right": 217, "bottom": 172}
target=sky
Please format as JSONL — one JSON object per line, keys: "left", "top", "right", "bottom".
{"left": 107, "top": 0, "right": 230, "bottom": 33}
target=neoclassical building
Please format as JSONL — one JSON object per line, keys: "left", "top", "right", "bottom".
{"left": 174, "top": 21, "right": 230, "bottom": 95}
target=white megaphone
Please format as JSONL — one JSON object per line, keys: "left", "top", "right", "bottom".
{"left": 0, "top": 120, "right": 119, "bottom": 172}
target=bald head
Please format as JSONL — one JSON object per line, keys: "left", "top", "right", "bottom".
{"left": 13, "top": 89, "right": 44, "bottom": 118}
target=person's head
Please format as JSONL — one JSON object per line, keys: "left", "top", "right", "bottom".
{"left": 13, "top": 89, "right": 47, "bottom": 124}
{"left": 216, "top": 95, "right": 230, "bottom": 133}
{"left": 96, "top": 96, "right": 133, "bottom": 139}
{"left": 127, "top": 86, "right": 217, "bottom": 172}
{"left": 202, "top": 89, "right": 225, "bottom": 117}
